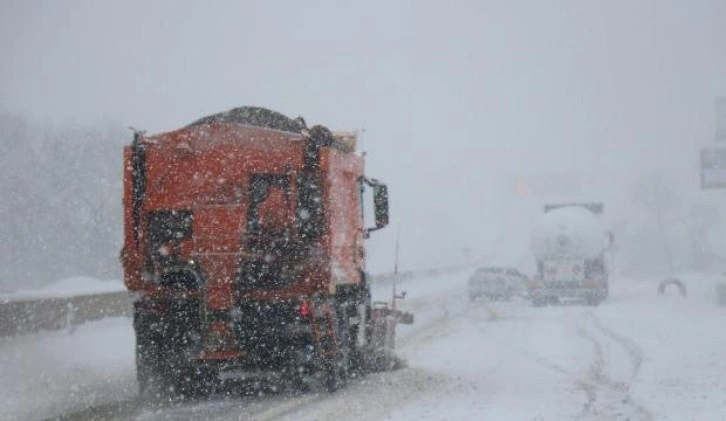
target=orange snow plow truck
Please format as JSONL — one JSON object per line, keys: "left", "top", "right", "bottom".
{"left": 121, "top": 107, "right": 409, "bottom": 396}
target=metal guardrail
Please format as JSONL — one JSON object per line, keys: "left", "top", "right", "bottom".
{"left": 0, "top": 291, "right": 133, "bottom": 337}
{"left": 0, "top": 264, "right": 470, "bottom": 337}
{"left": 369, "top": 264, "right": 469, "bottom": 285}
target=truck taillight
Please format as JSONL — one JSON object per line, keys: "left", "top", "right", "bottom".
{"left": 298, "top": 301, "right": 312, "bottom": 318}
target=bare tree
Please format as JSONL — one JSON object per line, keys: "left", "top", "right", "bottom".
{"left": 0, "top": 112, "right": 126, "bottom": 290}
{"left": 682, "top": 202, "right": 721, "bottom": 270}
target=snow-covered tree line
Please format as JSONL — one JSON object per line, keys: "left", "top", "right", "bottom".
{"left": 620, "top": 171, "right": 725, "bottom": 276}
{"left": 0, "top": 112, "right": 126, "bottom": 290}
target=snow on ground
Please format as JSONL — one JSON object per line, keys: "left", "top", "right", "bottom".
{"left": 1, "top": 270, "right": 725, "bottom": 420}
{"left": 0, "top": 317, "right": 136, "bottom": 421}
{"left": 283, "top": 272, "right": 726, "bottom": 421}
{"left": 597, "top": 273, "right": 726, "bottom": 421}
{"left": 0, "top": 276, "right": 124, "bottom": 301}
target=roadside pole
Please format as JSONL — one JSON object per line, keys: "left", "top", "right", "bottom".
{"left": 700, "top": 97, "right": 726, "bottom": 305}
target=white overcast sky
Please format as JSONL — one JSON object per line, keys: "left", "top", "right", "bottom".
{"left": 2, "top": 0, "right": 725, "bottom": 271}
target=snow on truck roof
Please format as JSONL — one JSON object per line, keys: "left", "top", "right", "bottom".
{"left": 187, "top": 106, "right": 307, "bottom": 134}
{"left": 179, "top": 106, "right": 356, "bottom": 152}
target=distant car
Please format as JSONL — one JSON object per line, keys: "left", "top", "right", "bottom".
{"left": 468, "top": 267, "right": 527, "bottom": 302}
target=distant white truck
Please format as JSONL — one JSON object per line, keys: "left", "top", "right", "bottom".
{"left": 528, "top": 203, "right": 611, "bottom": 306}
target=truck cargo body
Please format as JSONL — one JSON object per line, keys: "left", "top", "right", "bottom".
{"left": 121, "top": 109, "right": 392, "bottom": 394}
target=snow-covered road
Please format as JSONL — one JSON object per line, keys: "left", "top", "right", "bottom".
{"left": 2, "top": 271, "right": 725, "bottom": 420}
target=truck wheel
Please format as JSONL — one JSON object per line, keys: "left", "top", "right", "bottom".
{"left": 135, "top": 313, "right": 200, "bottom": 399}
{"left": 350, "top": 286, "right": 371, "bottom": 376}
{"left": 135, "top": 313, "right": 167, "bottom": 398}
{"left": 324, "top": 360, "right": 342, "bottom": 392}
{"left": 326, "top": 304, "right": 351, "bottom": 392}
{"left": 136, "top": 334, "right": 186, "bottom": 400}
{"left": 136, "top": 340, "right": 159, "bottom": 397}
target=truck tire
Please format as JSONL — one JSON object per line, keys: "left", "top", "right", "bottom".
{"left": 138, "top": 343, "right": 215, "bottom": 399}
{"left": 349, "top": 285, "right": 372, "bottom": 376}
{"left": 134, "top": 303, "right": 213, "bottom": 399}
{"left": 135, "top": 338, "right": 158, "bottom": 397}
{"left": 134, "top": 313, "right": 169, "bottom": 399}
{"left": 325, "top": 303, "right": 351, "bottom": 392}
{"left": 324, "top": 359, "right": 342, "bottom": 392}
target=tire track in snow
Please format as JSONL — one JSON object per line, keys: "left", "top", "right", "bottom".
{"left": 589, "top": 313, "right": 645, "bottom": 381}
{"left": 45, "top": 396, "right": 151, "bottom": 421}
{"left": 50, "top": 282, "right": 469, "bottom": 420}
{"left": 470, "top": 303, "right": 599, "bottom": 418}
{"left": 478, "top": 304, "right": 651, "bottom": 421}
{"left": 50, "top": 386, "right": 329, "bottom": 421}
{"left": 502, "top": 337, "right": 598, "bottom": 415}
{"left": 575, "top": 312, "right": 653, "bottom": 421}
{"left": 486, "top": 305, "right": 653, "bottom": 421}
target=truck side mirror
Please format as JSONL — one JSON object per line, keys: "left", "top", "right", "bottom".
{"left": 373, "top": 184, "right": 389, "bottom": 229}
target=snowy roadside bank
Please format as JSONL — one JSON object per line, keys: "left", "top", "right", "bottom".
{"left": 0, "top": 317, "right": 136, "bottom": 421}
{"left": 595, "top": 274, "right": 726, "bottom": 421}
{"left": 0, "top": 277, "right": 125, "bottom": 302}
